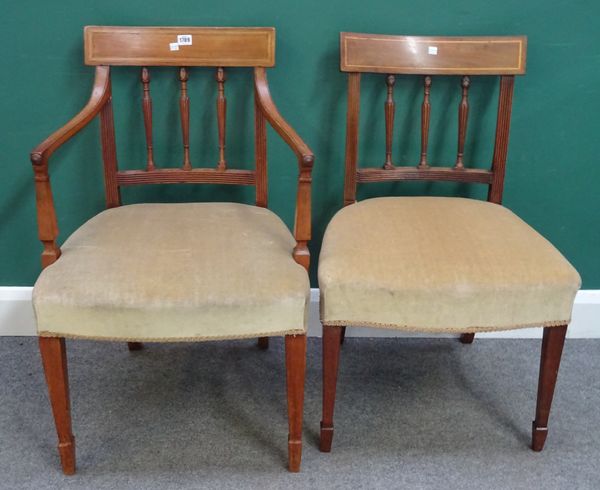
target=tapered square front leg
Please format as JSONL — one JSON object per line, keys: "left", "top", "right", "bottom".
{"left": 532, "top": 325, "right": 568, "bottom": 451}
{"left": 285, "top": 334, "right": 306, "bottom": 472}
{"left": 39, "top": 337, "right": 76, "bottom": 475}
{"left": 320, "top": 325, "right": 343, "bottom": 452}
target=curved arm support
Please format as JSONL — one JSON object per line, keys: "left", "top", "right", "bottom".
{"left": 253, "top": 67, "right": 314, "bottom": 269}
{"left": 30, "top": 66, "right": 111, "bottom": 268}
{"left": 31, "top": 66, "right": 111, "bottom": 166}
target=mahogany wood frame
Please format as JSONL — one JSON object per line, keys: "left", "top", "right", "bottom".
{"left": 322, "top": 34, "right": 568, "bottom": 455}
{"left": 31, "top": 26, "right": 313, "bottom": 474}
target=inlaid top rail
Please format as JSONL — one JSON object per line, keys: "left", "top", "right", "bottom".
{"left": 85, "top": 26, "right": 276, "bottom": 66}
{"left": 340, "top": 33, "right": 527, "bottom": 75}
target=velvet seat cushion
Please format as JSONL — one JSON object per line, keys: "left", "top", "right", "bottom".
{"left": 319, "top": 197, "right": 581, "bottom": 333}
{"left": 33, "top": 203, "right": 310, "bottom": 341}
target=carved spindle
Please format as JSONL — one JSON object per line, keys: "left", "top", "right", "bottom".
{"left": 179, "top": 67, "right": 191, "bottom": 170}
{"left": 141, "top": 67, "right": 155, "bottom": 171}
{"left": 418, "top": 76, "right": 432, "bottom": 168}
{"left": 216, "top": 67, "right": 227, "bottom": 171}
{"left": 383, "top": 75, "right": 395, "bottom": 169}
{"left": 455, "top": 75, "right": 470, "bottom": 169}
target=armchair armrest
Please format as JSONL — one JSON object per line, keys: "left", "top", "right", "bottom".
{"left": 253, "top": 67, "right": 314, "bottom": 269}
{"left": 31, "top": 66, "right": 111, "bottom": 165}
{"left": 30, "top": 65, "right": 111, "bottom": 268}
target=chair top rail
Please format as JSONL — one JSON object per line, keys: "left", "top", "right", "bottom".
{"left": 340, "top": 33, "right": 526, "bottom": 75}
{"left": 85, "top": 26, "right": 275, "bottom": 67}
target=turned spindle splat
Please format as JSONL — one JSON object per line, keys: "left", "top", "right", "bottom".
{"left": 141, "top": 67, "right": 155, "bottom": 171}
{"left": 455, "top": 75, "right": 470, "bottom": 169}
{"left": 383, "top": 75, "right": 395, "bottom": 170}
{"left": 418, "top": 76, "right": 432, "bottom": 169}
{"left": 179, "top": 67, "right": 191, "bottom": 170}
{"left": 216, "top": 67, "right": 227, "bottom": 171}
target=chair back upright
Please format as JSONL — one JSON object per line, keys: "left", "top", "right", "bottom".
{"left": 84, "top": 26, "right": 277, "bottom": 208}
{"left": 340, "top": 33, "right": 527, "bottom": 206}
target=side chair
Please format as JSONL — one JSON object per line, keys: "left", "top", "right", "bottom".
{"left": 31, "top": 26, "right": 313, "bottom": 474}
{"left": 319, "top": 33, "right": 580, "bottom": 453}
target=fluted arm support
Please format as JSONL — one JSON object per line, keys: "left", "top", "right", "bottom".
{"left": 253, "top": 67, "right": 314, "bottom": 270}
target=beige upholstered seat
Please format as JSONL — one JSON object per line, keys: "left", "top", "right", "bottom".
{"left": 319, "top": 197, "right": 581, "bottom": 333}
{"left": 34, "top": 202, "right": 310, "bottom": 341}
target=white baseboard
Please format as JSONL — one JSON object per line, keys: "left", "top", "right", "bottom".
{"left": 1, "top": 287, "right": 598, "bottom": 339}
{"left": 0, "top": 287, "right": 37, "bottom": 336}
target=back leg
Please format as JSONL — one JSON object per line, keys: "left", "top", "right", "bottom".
{"left": 460, "top": 333, "right": 475, "bottom": 344}
{"left": 39, "top": 337, "right": 76, "bottom": 475}
{"left": 127, "top": 342, "right": 143, "bottom": 351}
{"left": 258, "top": 336, "right": 269, "bottom": 350}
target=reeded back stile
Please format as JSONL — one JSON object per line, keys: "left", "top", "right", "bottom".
{"left": 340, "top": 33, "right": 527, "bottom": 206}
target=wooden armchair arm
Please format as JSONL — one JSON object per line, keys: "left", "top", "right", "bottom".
{"left": 253, "top": 67, "right": 314, "bottom": 269}
{"left": 254, "top": 67, "right": 314, "bottom": 162}
{"left": 30, "top": 66, "right": 111, "bottom": 268}
{"left": 31, "top": 66, "right": 111, "bottom": 165}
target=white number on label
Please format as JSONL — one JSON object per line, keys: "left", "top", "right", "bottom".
{"left": 177, "top": 35, "right": 193, "bottom": 45}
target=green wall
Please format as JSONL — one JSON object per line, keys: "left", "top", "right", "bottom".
{"left": 1, "top": 0, "right": 599, "bottom": 287}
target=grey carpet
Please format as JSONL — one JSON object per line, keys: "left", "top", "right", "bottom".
{"left": 0, "top": 337, "right": 599, "bottom": 489}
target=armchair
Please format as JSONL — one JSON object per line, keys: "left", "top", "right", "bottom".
{"left": 31, "top": 26, "right": 313, "bottom": 474}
